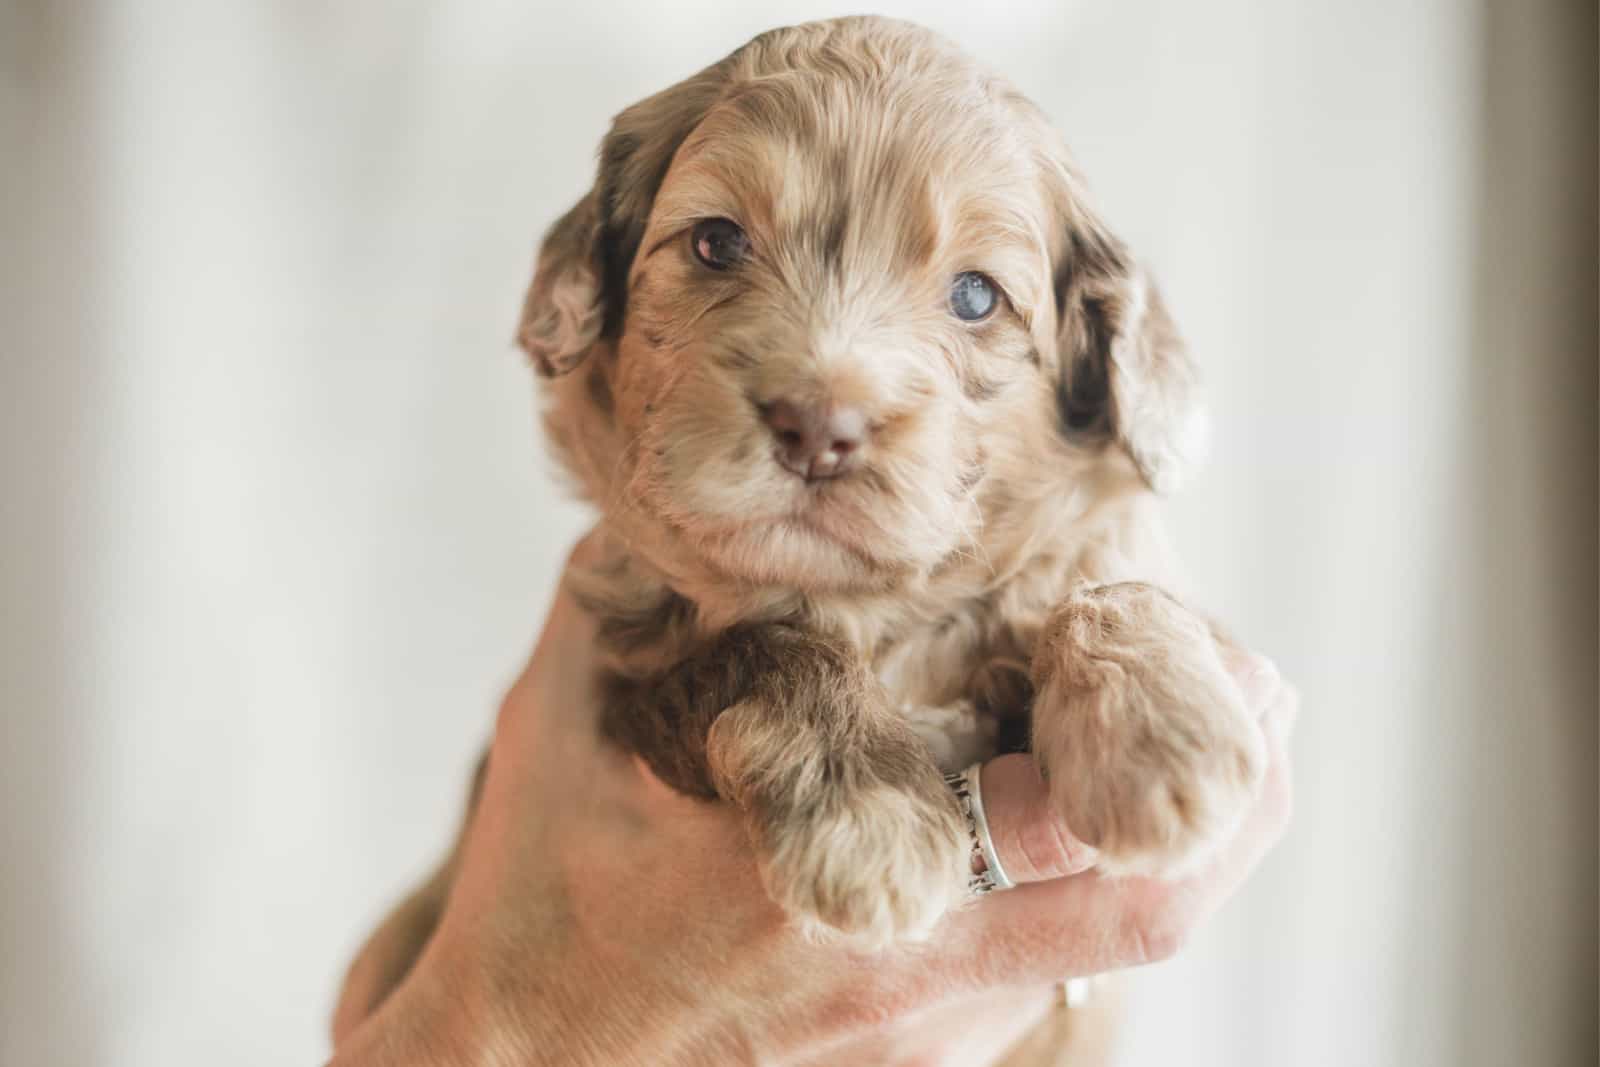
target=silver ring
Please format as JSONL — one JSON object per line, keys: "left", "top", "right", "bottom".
{"left": 943, "top": 761, "right": 1015, "bottom": 893}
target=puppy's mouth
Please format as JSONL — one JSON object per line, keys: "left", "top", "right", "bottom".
{"left": 775, "top": 494, "right": 855, "bottom": 543}
{"left": 759, "top": 481, "right": 863, "bottom": 549}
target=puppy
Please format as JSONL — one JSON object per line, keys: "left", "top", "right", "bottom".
{"left": 335, "top": 12, "right": 1265, "bottom": 1052}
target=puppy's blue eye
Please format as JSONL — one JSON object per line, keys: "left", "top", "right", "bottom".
{"left": 692, "top": 218, "right": 750, "bottom": 271}
{"left": 949, "top": 271, "right": 998, "bottom": 321}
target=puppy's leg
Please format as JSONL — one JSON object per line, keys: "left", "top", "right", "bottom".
{"left": 1030, "top": 583, "right": 1266, "bottom": 876}
{"left": 607, "top": 624, "right": 970, "bottom": 948}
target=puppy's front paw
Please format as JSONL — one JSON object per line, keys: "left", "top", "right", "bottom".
{"left": 1032, "top": 583, "right": 1266, "bottom": 877}
{"left": 764, "top": 775, "right": 969, "bottom": 949}
{"left": 708, "top": 701, "right": 969, "bottom": 949}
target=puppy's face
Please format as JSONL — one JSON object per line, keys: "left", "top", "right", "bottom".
{"left": 523, "top": 19, "right": 1203, "bottom": 594}
{"left": 613, "top": 75, "right": 1057, "bottom": 588}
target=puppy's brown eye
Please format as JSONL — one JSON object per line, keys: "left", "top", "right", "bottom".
{"left": 691, "top": 218, "right": 750, "bottom": 271}
{"left": 950, "top": 271, "right": 998, "bottom": 322}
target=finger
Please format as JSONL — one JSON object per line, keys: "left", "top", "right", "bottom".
{"left": 1220, "top": 646, "right": 1283, "bottom": 720}
{"left": 972, "top": 754, "right": 1098, "bottom": 885}
{"left": 944, "top": 700, "right": 1297, "bottom": 987}
{"left": 972, "top": 658, "right": 1295, "bottom": 888}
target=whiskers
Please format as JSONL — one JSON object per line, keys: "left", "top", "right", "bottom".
{"left": 945, "top": 463, "right": 995, "bottom": 579}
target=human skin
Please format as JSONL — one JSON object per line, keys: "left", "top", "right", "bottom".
{"left": 327, "top": 543, "right": 1297, "bottom": 1067}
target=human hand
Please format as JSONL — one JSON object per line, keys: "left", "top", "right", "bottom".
{"left": 329, "top": 540, "right": 1296, "bottom": 1067}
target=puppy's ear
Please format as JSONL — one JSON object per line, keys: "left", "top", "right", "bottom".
{"left": 517, "top": 192, "right": 605, "bottom": 377}
{"left": 1053, "top": 208, "right": 1207, "bottom": 494}
{"left": 517, "top": 65, "right": 729, "bottom": 377}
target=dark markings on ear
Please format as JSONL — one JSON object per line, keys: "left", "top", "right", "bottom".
{"left": 520, "top": 53, "right": 738, "bottom": 376}
{"left": 1059, "top": 295, "right": 1115, "bottom": 436}
{"left": 1048, "top": 192, "right": 1203, "bottom": 490}
{"left": 595, "top": 133, "right": 647, "bottom": 339}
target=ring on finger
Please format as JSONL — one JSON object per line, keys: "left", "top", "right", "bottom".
{"left": 943, "top": 761, "right": 1015, "bottom": 893}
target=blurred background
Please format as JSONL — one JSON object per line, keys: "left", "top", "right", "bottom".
{"left": 2, "top": 1, "right": 1594, "bottom": 1064}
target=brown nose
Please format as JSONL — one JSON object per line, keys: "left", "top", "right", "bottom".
{"left": 761, "top": 398, "right": 868, "bottom": 480}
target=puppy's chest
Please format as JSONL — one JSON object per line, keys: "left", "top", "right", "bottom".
{"left": 813, "top": 592, "right": 1039, "bottom": 772}
{"left": 868, "top": 609, "right": 1006, "bottom": 708}
{"left": 817, "top": 575, "right": 1063, "bottom": 710}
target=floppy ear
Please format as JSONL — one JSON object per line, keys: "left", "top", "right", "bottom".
{"left": 517, "top": 192, "right": 605, "bottom": 377}
{"left": 1054, "top": 212, "right": 1207, "bottom": 494}
{"left": 516, "top": 64, "right": 730, "bottom": 377}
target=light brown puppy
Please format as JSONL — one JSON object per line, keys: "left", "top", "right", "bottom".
{"left": 528, "top": 15, "right": 1259, "bottom": 940}
{"left": 337, "top": 10, "right": 1265, "bottom": 1050}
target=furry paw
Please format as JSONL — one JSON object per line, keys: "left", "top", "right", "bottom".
{"left": 1031, "top": 583, "right": 1266, "bottom": 877}
{"left": 760, "top": 775, "right": 970, "bottom": 949}
{"left": 708, "top": 698, "right": 970, "bottom": 949}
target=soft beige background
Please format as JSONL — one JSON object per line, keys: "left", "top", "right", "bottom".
{"left": 3, "top": 1, "right": 1595, "bottom": 1064}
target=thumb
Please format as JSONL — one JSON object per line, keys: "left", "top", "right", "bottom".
{"left": 971, "top": 754, "right": 1098, "bottom": 885}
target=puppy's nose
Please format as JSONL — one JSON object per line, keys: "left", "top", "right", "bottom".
{"left": 762, "top": 398, "right": 868, "bottom": 480}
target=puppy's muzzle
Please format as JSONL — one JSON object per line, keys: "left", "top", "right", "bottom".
{"left": 761, "top": 397, "right": 869, "bottom": 481}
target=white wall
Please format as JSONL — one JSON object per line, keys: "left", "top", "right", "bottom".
{"left": 3, "top": 2, "right": 1593, "bottom": 1064}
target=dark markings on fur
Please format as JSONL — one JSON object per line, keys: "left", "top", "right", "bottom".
{"left": 1059, "top": 296, "right": 1115, "bottom": 437}
{"left": 995, "top": 711, "right": 1033, "bottom": 756}
{"left": 928, "top": 546, "right": 967, "bottom": 579}
{"left": 956, "top": 462, "right": 985, "bottom": 494}
{"left": 585, "top": 366, "right": 614, "bottom": 415}
{"left": 716, "top": 347, "right": 758, "bottom": 371}
{"left": 586, "top": 58, "right": 738, "bottom": 341}
{"left": 1054, "top": 219, "right": 1137, "bottom": 444}
{"left": 968, "top": 636, "right": 1036, "bottom": 755}
{"left": 819, "top": 204, "right": 849, "bottom": 269}
{"left": 594, "top": 587, "right": 699, "bottom": 659}
{"left": 595, "top": 131, "right": 644, "bottom": 339}
{"left": 600, "top": 622, "right": 939, "bottom": 808}
{"left": 960, "top": 370, "right": 1003, "bottom": 403}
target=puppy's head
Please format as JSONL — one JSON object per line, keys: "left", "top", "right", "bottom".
{"left": 522, "top": 18, "right": 1204, "bottom": 593}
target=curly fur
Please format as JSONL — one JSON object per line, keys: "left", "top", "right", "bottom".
{"left": 336, "top": 16, "right": 1261, "bottom": 1062}
{"left": 528, "top": 12, "right": 1250, "bottom": 928}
